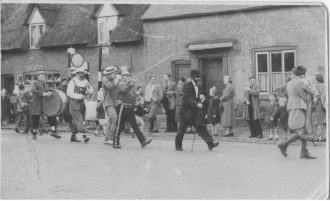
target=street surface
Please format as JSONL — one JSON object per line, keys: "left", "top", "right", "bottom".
{"left": 1, "top": 129, "right": 328, "bottom": 199}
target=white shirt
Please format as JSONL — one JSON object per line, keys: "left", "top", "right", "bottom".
{"left": 191, "top": 79, "right": 198, "bottom": 98}
{"left": 144, "top": 83, "right": 155, "bottom": 102}
{"left": 67, "top": 77, "right": 93, "bottom": 100}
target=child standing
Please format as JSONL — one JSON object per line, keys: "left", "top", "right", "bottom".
{"left": 272, "top": 96, "right": 289, "bottom": 140}
{"left": 197, "top": 92, "right": 209, "bottom": 128}
{"left": 264, "top": 93, "right": 279, "bottom": 140}
{"left": 95, "top": 86, "right": 107, "bottom": 137}
{"left": 207, "top": 86, "right": 220, "bottom": 136}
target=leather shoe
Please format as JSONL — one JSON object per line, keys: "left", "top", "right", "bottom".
{"left": 83, "top": 135, "right": 90, "bottom": 143}
{"left": 208, "top": 142, "right": 220, "bottom": 151}
{"left": 300, "top": 153, "right": 317, "bottom": 159}
{"left": 113, "top": 144, "right": 122, "bottom": 149}
{"left": 141, "top": 139, "right": 152, "bottom": 148}
{"left": 224, "top": 133, "right": 234, "bottom": 137}
{"left": 152, "top": 130, "right": 159, "bottom": 133}
{"left": 14, "top": 128, "right": 21, "bottom": 133}
{"left": 70, "top": 135, "right": 81, "bottom": 142}
{"left": 278, "top": 143, "right": 288, "bottom": 157}
{"left": 50, "top": 131, "right": 61, "bottom": 139}
{"left": 256, "top": 135, "right": 263, "bottom": 139}
{"left": 175, "top": 147, "right": 183, "bottom": 151}
{"left": 248, "top": 135, "right": 256, "bottom": 138}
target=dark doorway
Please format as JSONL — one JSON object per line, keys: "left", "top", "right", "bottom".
{"left": 200, "top": 58, "right": 224, "bottom": 96}
{"left": 172, "top": 60, "right": 191, "bottom": 82}
{"left": 1, "top": 74, "right": 14, "bottom": 93}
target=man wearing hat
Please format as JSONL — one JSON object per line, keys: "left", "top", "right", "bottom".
{"left": 102, "top": 66, "right": 120, "bottom": 144}
{"left": 30, "top": 71, "right": 61, "bottom": 140}
{"left": 67, "top": 67, "right": 94, "bottom": 143}
{"left": 175, "top": 69, "right": 220, "bottom": 151}
{"left": 113, "top": 68, "right": 152, "bottom": 149}
{"left": 278, "top": 66, "right": 318, "bottom": 159}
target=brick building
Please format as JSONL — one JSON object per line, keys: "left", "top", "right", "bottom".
{"left": 1, "top": 4, "right": 149, "bottom": 93}
{"left": 141, "top": 4, "right": 327, "bottom": 108}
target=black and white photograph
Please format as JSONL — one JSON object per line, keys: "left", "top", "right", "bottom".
{"left": 1, "top": 0, "right": 329, "bottom": 199}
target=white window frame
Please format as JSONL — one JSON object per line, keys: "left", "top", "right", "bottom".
{"left": 97, "top": 16, "right": 118, "bottom": 45}
{"left": 255, "top": 49, "right": 295, "bottom": 95}
{"left": 255, "top": 52, "right": 269, "bottom": 94}
{"left": 29, "top": 23, "right": 45, "bottom": 49}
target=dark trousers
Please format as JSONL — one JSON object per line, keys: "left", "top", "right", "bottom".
{"left": 164, "top": 98, "right": 177, "bottom": 131}
{"left": 247, "top": 105, "right": 263, "bottom": 137}
{"left": 31, "top": 115, "right": 57, "bottom": 130}
{"left": 113, "top": 104, "right": 146, "bottom": 146}
{"left": 175, "top": 116, "right": 213, "bottom": 149}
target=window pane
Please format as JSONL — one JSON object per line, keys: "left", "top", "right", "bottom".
{"left": 258, "top": 73, "right": 268, "bottom": 92}
{"left": 284, "top": 52, "right": 295, "bottom": 72}
{"left": 38, "top": 25, "right": 44, "bottom": 36}
{"left": 31, "top": 26, "right": 36, "bottom": 47}
{"left": 271, "top": 53, "right": 282, "bottom": 72}
{"left": 271, "top": 73, "right": 283, "bottom": 91}
{"left": 107, "top": 16, "right": 117, "bottom": 31}
{"left": 257, "top": 54, "right": 267, "bottom": 72}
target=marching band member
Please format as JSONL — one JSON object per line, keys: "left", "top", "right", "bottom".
{"left": 175, "top": 70, "right": 220, "bottom": 151}
{"left": 102, "top": 66, "right": 120, "bottom": 144}
{"left": 278, "top": 66, "right": 318, "bottom": 159}
{"left": 67, "top": 68, "right": 94, "bottom": 143}
{"left": 113, "top": 68, "right": 152, "bottom": 149}
{"left": 30, "top": 71, "right": 61, "bottom": 140}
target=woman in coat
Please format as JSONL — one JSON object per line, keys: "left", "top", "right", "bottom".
{"left": 220, "top": 75, "right": 235, "bottom": 137}
{"left": 312, "top": 74, "right": 326, "bottom": 141}
{"left": 242, "top": 76, "right": 263, "bottom": 138}
{"left": 175, "top": 77, "right": 185, "bottom": 127}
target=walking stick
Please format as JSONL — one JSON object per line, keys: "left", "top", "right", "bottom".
{"left": 191, "top": 128, "right": 198, "bottom": 152}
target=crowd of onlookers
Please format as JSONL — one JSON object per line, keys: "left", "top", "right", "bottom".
{"left": 1, "top": 72, "right": 327, "bottom": 143}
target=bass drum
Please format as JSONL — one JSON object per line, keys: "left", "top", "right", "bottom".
{"left": 42, "top": 89, "right": 68, "bottom": 117}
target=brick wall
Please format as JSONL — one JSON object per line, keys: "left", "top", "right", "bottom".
{"left": 143, "top": 6, "right": 327, "bottom": 103}
{"left": 1, "top": 43, "right": 144, "bottom": 94}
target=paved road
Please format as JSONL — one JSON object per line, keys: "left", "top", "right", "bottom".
{"left": 1, "top": 130, "right": 328, "bottom": 199}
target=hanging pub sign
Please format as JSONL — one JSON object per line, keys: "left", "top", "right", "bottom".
{"left": 71, "top": 53, "right": 84, "bottom": 67}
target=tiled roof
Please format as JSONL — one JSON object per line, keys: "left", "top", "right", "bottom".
{"left": 1, "top": 4, "right": 149, "bottom": 51}
{"left": 142, "top": 4, "right": 280, "bottom": 21}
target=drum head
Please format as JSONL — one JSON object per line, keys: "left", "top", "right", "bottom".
{"left": 42, "top": 89, "right": 66, "bottom": 116}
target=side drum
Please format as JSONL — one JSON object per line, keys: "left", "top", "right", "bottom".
{"left": 42, "top": 89, "right": 68, "bottom": 117}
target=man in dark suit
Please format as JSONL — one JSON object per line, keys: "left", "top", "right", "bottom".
{"left": 162, "top": 73, "right": 177, "bottom": 132}
{"left": 175, "top": 70, "right": 220, "bottom": 151}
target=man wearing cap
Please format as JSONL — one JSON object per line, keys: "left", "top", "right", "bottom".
{"left": 30, "top": 71, "right": 61, "bottom": 140}
{"left": 67, "top": 68, "right": 94, "bottom": 143}
{"left": 102, "top": 66, "right": 120, "bottom": 144}
{"left": 175, "top": 70, "right": 220, "bottom": 151}
{"left": 278, "top": 66, "right": 318, "bottom": 159}
{"left": 113, "top": 69, "right": 152, "bottom": 149}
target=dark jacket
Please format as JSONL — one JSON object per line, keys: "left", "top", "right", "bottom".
{"left": 179, "top": 81, "right": 200, "bottom": 127}
{"left": 30, "top": 80, "right": 47, "bottom": 115}
{"left": 118, "top": 81, "right": 135, "bottom": 105}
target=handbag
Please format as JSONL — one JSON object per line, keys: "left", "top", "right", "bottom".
{"left": 219, "top": 102, "right": 224, "bottom": 113}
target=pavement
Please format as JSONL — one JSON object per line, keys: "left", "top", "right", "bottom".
{"left": 1, "top": 128, "right": 329, "bottom": 199}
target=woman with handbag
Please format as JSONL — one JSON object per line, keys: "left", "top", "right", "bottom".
{"left": 220, "top": 75, "right": 235, "bottom": 137}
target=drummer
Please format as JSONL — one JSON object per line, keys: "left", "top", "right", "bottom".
{"left": 67, "top": 68, "right": 94, "bottom": 143}
{"left": 30, "top": 71, "right": 61, "bottom": 140}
